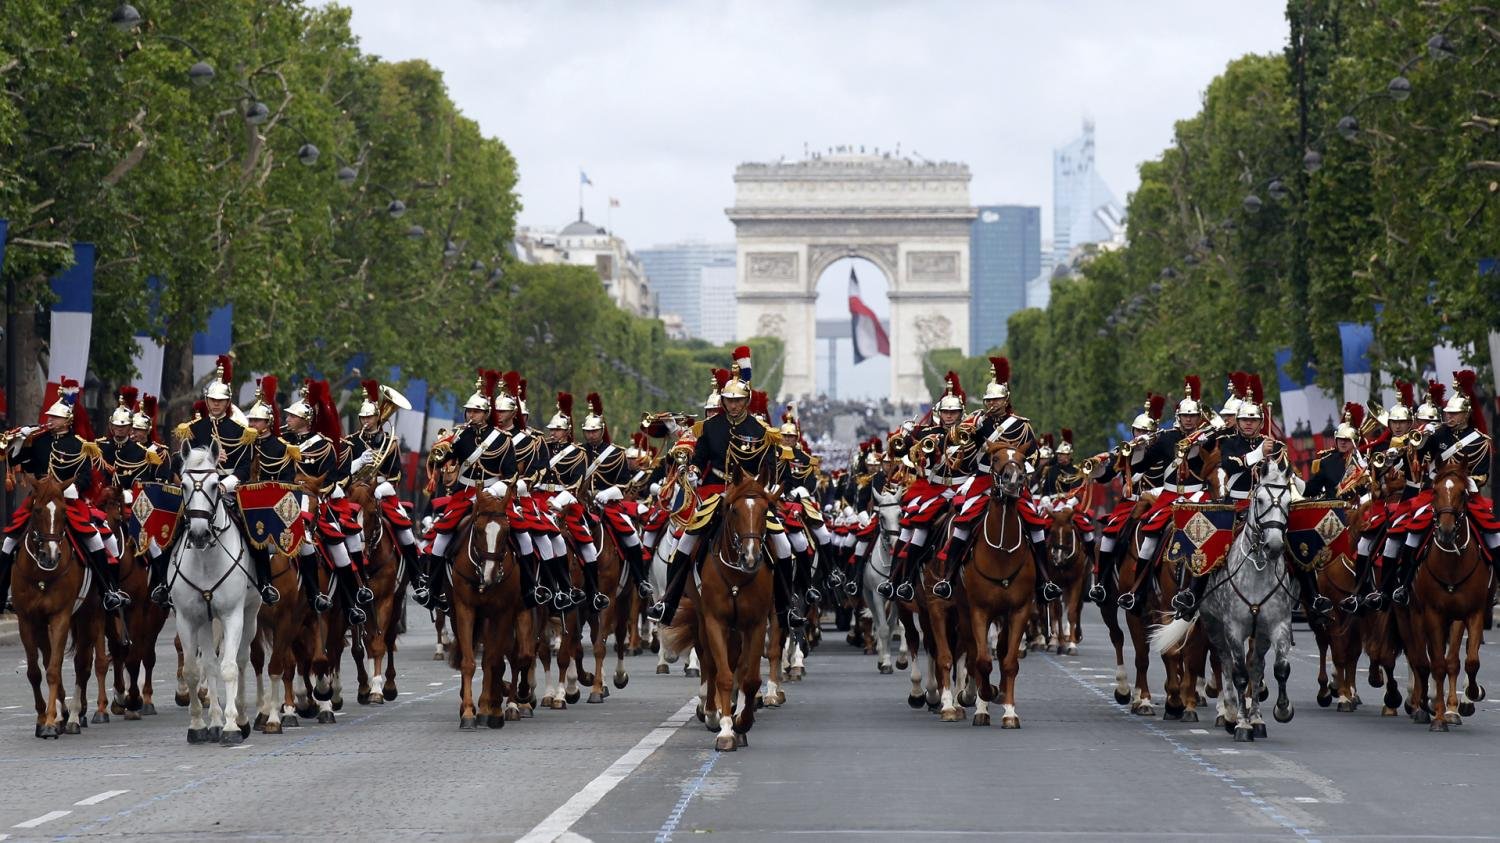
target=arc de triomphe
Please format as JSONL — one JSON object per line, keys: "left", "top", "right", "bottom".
{"left": 726, "top": 153, "right": 975, "bottom": 403}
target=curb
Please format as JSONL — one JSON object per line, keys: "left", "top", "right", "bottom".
{"left": 0, "top": 616, "right": 16, "bottom": 647}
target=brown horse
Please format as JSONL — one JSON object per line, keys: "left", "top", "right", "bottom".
{"left": 347, "top": 481, "right": 408, "bottom": 706}
{"left": 1313, "top": 479, "right": 1394, "bottom": 715}
{"left": 910, "top": 510, "right": 973, "bottom": 722}
{"left": 1107, "top": 495, "right": 1161, "bottom": 715}
{"left": 446, "top": 487, "right": 535, "bottom": 729}
{"left": 12, "top": 477, "right": 105, "bottom": 738}
{"left": 249, "top": 545, "right": 312, "bottom": 734}
{"left": 91, "top": 485, "right": 168, "bottom": 723}
{"left": 1404, "top": 461, "right": 1489, "bottom": 731}
{"left": 662, "top": 471, "right": 777, "bottom": 751}
{"left": 584, "top": 520, "right": 631, "bottom": 704}
{"left": 1044, "top": 506, "right": 1088, "bottom": 656}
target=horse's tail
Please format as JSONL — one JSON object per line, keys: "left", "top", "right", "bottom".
{"left": 660, "top": 598, "right": 698, "bottom": 656}
{"left": 1149, "top": 617, "right": 1196, "bottom": 656}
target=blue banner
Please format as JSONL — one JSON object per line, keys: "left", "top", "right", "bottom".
{"left": 48, "top": 243, "right": 95, "bottom": 382}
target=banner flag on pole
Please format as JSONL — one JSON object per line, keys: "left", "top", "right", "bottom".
{"left": 848, "top": 267, "right": 890, "bottom": 364}
{"left": 191, "top": 304, "right": 234, "bottom": 383}
{"left": 129, "top": 275, "right": 166, "bottom": 395}
{"left": 47, "top": 243, "right": 95, "bottom": 384}
{"left": 1338, "top": 322, "right": 1373, "bottom": 408}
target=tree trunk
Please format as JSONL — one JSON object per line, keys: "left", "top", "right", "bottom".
{"left": 161, "top": 340, "right": 194, "bottom": 428}
{"left": 10, "top": 276, "right": 47, "bottom": 425}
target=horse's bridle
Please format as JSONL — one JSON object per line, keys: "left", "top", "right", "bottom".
{"left": 990, "top": 454, "right": 1025, "bottom": 500}
{"left": 24, "top": 498, "right": 70, "bottom": 573}
{"left": 1247, "top": 480, "right": 1290, "bottom": 571}
{"left": 181, "top": 468, "right": 230, "bottom": 551}
{"left": 463, "top": 514, "right": 509, "bottom": 587}
{"left": 718, "top": 495, "right": 768, "bottom": 575}
{"left": 1433, "top": 475, "right": 1471, "bottom": 552}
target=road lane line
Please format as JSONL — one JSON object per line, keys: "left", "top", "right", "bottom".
{"left": 13, "top": 811, "right": 71, "bottom": 829}
{"left": 518, "top": 696, "right": 698, "bottom": 843}
{"left": 655, "top": 753, "right": 720, "bottom": 842}
{"left": 74, "top": 790, "right": 129, "bottom": 806}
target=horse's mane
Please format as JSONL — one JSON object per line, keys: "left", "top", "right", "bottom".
{"left": 1434, "top": 459, "right": 1468, "bottom": 486}
{"left": 727, "top": 472, "right": 771, "bottom": 504}
{"left": 181, "top": 447, "right": 217, "bottom": 472}
{"left": 29, "top": 475, "right": 66, "bottom": 502}
{"left": 474, "top": 488, "right": 510, "bottom": 515}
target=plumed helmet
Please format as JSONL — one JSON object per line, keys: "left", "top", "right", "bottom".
{"left": 1132, "top": 393, "right": 1165, "bottom": 432}
{"left": 44, "top": 377, "right": 79, "bottom": 421}
{"left": 1220, "top": 372, "right": 1246, "bottom": 417}
{"left": 1335, "top": 402, "right": 1363, "bottom": 441}
{"left": 1416, "top": 380, "right": 1443, "bottom": 422}
{"left": 1235, "top": 374, "right": 1265, "bottom": 420}
{"left": 547, "top": 393, "right": 573, "bottom": 432}
{"left": 936, "top": 371, "right": 965, "bottom": 412}
{"left": 465, "top": 370, "right": 500, "bottom": 413}
{"left": 204, "top": 354, "right": 234, "bottom": 401}
{"left": 982, "top": 356, "right": 1011, "bottom": 401}
{"left": 358, "top": 379, "right": 380, "bottom": 418}
{"left": 132, "top": 394, "right": 157, "bottom": 432}
{"left": 1235, "top": 401, "right": 1263, "bottom": 421}
{"left": 581, "top": 393, "right": 606, "bottom": 432}
{"left": 110, "top": 386, "right": 139, "bottom": 428}
{"left": 721, "top": 346, "right": 752, "bottom": 400}
{"left": 284, "top": 382, "right": 315, "bottom": 421}
{"left": 495, "top": 372, "right": 521, "bottom": 413}
{"left": 1056, "top": 428, "right": 1074, "bottom": 455}
{"left": 1177, "top": 375, "right": 1202, "bottom": 416}
{"left": 1387, "top": 379, "right": 1415, "bottom": 423}
{"left": 705, "top": 368, "right": 729, "bottom": 411}
{"left": 246, "top": 376, "right": 278, "bottom": 424}
{"left": 779, "top": 402, "right": 799, "bottom": 437}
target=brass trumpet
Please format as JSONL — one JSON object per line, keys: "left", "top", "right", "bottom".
{"left": 1080, "top": 456, "right": 1099, "bottom": 476}
{"left": 919, "top": 435, "right": 940, "bottom": 456}
{"left": 1370, "top": 449, "right": 1391, "bottom": 470}
{"left": 953, "top": 423, "right": 975, "bottom": 447}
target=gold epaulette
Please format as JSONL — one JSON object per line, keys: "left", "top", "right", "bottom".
{"left": 240, "top": 427, "right": 259, "bottom": 446}
{"left": 174, "top": 422, "right": 192, "bottom": 442}
{"left": 286, "top": 445, "right": 302, "bottom": 461}
{"left": 691, "top": 421, "right": 705, "bottom": 438}
{"left": 779, "top": 444, "right": 795, "bottom": 462}
{"left": 79, "top": 441, "right": 103, "bottom": 461}
{"left": 1310, "top": 457, "right": 1322, "bottom": 475}
{"left": 146, "top": 448, "right": 164, "bottom": 466}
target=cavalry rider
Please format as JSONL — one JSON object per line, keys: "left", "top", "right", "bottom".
{"left": 1363, "top": 380, "right": 1437, "bottom": 610}
{"left": 241, "top": 377, "right": 322, "bottom": 612}
{"left": 1303, "top": 404, "right": 1368, "bottom": 501}
{"left": 498, "top": 377, "right": 574, "bottom": 612}
{"left": 536, "top": 391, "right": 590, "bottom": 610}
{"left": 1, "top": 379, "right": 131, "bottom": 612}
{"left": 98, "top": 387, "right": 155, "bottom": 491}
{"left": 348, "top": 379, "right": 422, "bottom": 588}
{"left": 281, "top": 380, "right": 374, "bottom": 625}
{"left": 129, "top": 394, "right": 171, "bottom": 482}
{"left": 647, "top": 349, "right": 800, "bottom": 626}
{"left": 573, "top": 394, "right": 653, "bottom": 609}
{"left": 1088, "top": 394, "right": 1171, "bottom": 612}
{"left": 1031, "top": 435, "right": 1054, "bottom": 495}
{"left": 775, "top": 404, "right": 840, "bottom": 599}
{"left": 927, "top": 358, "right": 1062, "bottom": 604}
{"left": 1171, "top": 375, "right": 1333, "bottom": 620}
{"left": 1038, "top": 429, "right": 1086, "bottom": 500}
{"left": 1373, "top": 371, "right": 1498, "bottom": 606}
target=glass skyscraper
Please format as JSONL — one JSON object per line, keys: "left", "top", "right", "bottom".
{"left": 637, "top": 242, "right": 735, "bottom": 339}
{"left": 1052, "top": 120, "right": 1124, "bottom": 268}
{"left": 969, "top": 205, "right": 1041, "bottom": 354}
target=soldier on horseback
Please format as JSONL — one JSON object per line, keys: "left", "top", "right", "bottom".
{"left": 775, "top": 404, "right": 839, "bottom": 602}
{"left": 1, "top": 378, "right": 131, "bottom": 612}
{"left": 98, "top": 387, "right": 155, "bottom": 491}
{"left": 1088, "top": 393, "right": 1172, "bottom": 611}
{"left": 575, "top": 393, "right": 654, "bottom": 608}
{"left": 129, "top": 394, "right": 171, "bottom": 482}
{"left": 647, "top": 347, "right": 798, "bottom": 626}
{"left": 349, "top": 378, "right": 422, "bottom": 593}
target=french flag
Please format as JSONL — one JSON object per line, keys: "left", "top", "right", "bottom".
{"left": 191, "top": 304, "right": 234, "bottom": 383}
{"left": 48, "top": 243, "right": 95, "bottom": 384}
{"left": 848, "top": 267, "right": 889, "bottom": 364}
{"left": 130, "top": 275, "right": 166, "bottom": 395}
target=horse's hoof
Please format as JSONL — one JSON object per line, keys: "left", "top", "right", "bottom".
{"left": 282, "top": 715, "right": 300, "bottom": 728}
{"left": 1275, "top": 705, "right": 1295, "bottom": 724}
{"left": 331, "top": 698, "right": 343, "bottom": 712}
{"left": 564, "top": 690, "right": 581, "bottom": 705}
{"left": 1412, "top": 708, "right": 1431, "bottom": 725}
{"left": 486, "top": 714, "right": 504, "bottom": 729}
{"left": 1443, "top": 711, "right": 1462, "bottom": 725}
{"left": 1162, "top": 709, "right": 1182, "bottom": 722}
{"left": 220, "top": 729, "right": 244, "bottom": 747}
{"left": 614, "top": 672, "right": 629, "bottom": 690}
{"left": 1113, "top": 690, "right": 1131, "bottom": 706}
{"left": 1233, "top": 727, "right": 1254, "bottom": 742}
{"left": 432, "top": 651, "right": 445, "bottom": 661}
{"left": 1430, "top": 718, "right": 1450, "bottom": 732}
{"left": 1459, "top": 700, "right": 1476, "bottom": 717}
{"left": 254, "top": 712, "right": 268, "bottom": 730}
{"left": 939, "top": 707, "right": 963, "bottom": 722}
{"left": 459, "top": 716, "right": 478, "bottom": 731}
{"left": 124, "top": 710, "right": 142, "bottom": 721}
{"left": 695, "top": 702, "right": 706, "bottom": 723}
{"left": 588, "top": 692, "right": 605, "bottom": 704}
{"left": 1336, "top": 700, "right": 1355, "bottom": 713}
{"left": 1000, "top": 716, "right": 1021, "bottom": 729}
{"left": 520, "top": 704, "right": 534, "bottom": 718}
{"left": 540, "top": 695, "right": 554, "bottom": 708}
{"left": 370, "top": 694, "right": 385, "bottom": 706}
{"left": 91, "top": 711, "right": 108, "bottom": 725}
{"left": 1214, "top": 714, "right": 1228, "bottom": 728}
{"left": 550, "top": 698, "right": 567, "bottom": 710}
{"left": 735, "top": 731, "right": 748, "bottom": 747}
{"left": 504, "top": 708, "right": 521, "bottom": 722}
{"left": 383, "top": 686, "right": 398, "bottom": 702}
{"left": 579, "top": 671, "right": 595, "bottom": 686}
{"left": 863, "top": 646, "right": 876, "bottom": 656}
{"left": 656, "top": 664, "right": 670, "bottom": 675}
{"left": 357, "top": 691, "right": 372, "bottom": 705}
{"left": 906, "top": 694, "right": 925, "bottom": 710}
{"left": 142, "top": 703, "right": 157, "bottom": 716}
{"left": 64, "top": 721, "right": 81, "bottom": 735}
{"left": 715, "top": 734, "right": 737, "bottom": 752}
{"left": 895, "top": 657, "right": 909, "bottom": 670}
{"left": 774, "top": 690, "right": 786, "bottom": 706}
{"left": 263, "top": 721, "right": 283, "bottom": 735}
{"left": 317, "top": 711, "right": 336, "bottom": 725}
{"left": 175, "top": 691, "right": 190, "bottom": 707}
{"left": 1317, "top": 688, "right": 1333, "bottom": 708}
{"left": 1132, "top": 702, "right": 1155, "bottom": 717}
{"left": 111, "top": 700, "right": 125, "bottom": 715}
{"left": 1067, "top": 644, "right": 1078, "bottom": 656}
{"left": 1380, "top": 706, "right": 1398, "bottom": 717}
{"left": 972, "top": 712, "right": 991, "bottom": 727}
{"left": 1181, "top": 709, "right": 1199, "bottom": 723}
{"left": 1251, "top": 722, "right": 1267, "bottom": 739}
{"left": 927, "top": 701, "right": 940, "bottom": 714}
{"left": 37, "top": 724, "right": 58, "bottom": 739}
{"left": 684, "top": 667, "right": 699, "bottom": 678}
{"left": 878, "top": 664, "right": 893, "bottom": 675}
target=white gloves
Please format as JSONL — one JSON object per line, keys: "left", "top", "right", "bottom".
{"left": 329, "top": 483, "right": 344, "bottom": 500}
{"left": 484, "top": 480, "right": 510, "bottom": 499}
{"left": 857, "top": 511, "right": 872, "bottom": 528}
{"left": 550, "top": 490, "right": 577, "bottom": 511}
{"left": 123, "top": 489, "right": 135, "bottom": 506}
{"left": 649, "top": 482, "right": 662, "bottom": 496}
{"left": 515, "top": 479, "right": 529, "bottom": 497}
{"left": 595, "top": 486, "right": 624, "bottom": 505}
{"left": 350, "top": 451, "right": 374, "bottom": 472}
{"left": 789, "top": 487, "right": 809, "bottom": 501}
{"left": 222, "top": 475, "right": 241, "bottom": 493}
{"left": 374, "top": 481, "right": 396, "bottom": 500}
{"left": 63, "top": 484, "right": 80, "bottom": 500}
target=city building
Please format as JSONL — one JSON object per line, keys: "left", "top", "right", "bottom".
{"left": 697, "top": 261, "right": 737, "bottom": 345}
{"left": 659, "top": 312, "right": 689, "bottom": 340}
{"left": 969, "top": 205, "right": 1040, "bottom": 354}
{"left": 515, "top": 212, "right": 655, "bottom": 318}
{"left": 637, "top": 241, "right": 735, "bottom": 339}
{"left": 1052, "top": 120, "right": 1125, "bottom": 269}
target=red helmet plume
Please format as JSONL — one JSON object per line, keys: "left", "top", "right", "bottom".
{"left": 557, "top": 392, "right": 573, "bottom": 419}
{"left": 989, "top": 356, "right": 1010, "bottom": 385}
{"left": 1230, "top": 371, "right": 1249, "bottom": 399}
{"left": 1427, "top": 379, "right": 1446, "bottom": 408}
{"left": 712, "top": 368, "right": 731, "bottom": 390}
{"left": 1395, "top": 378, "right": 1415, "bottom": 409}
{"left": 479, "top": 369, "right": 500, "bottom": 400}
{"left": 261, "top": 375, "right": 282, "bottom": 436}
{"left": 1061, "top": 428, "right": 1073, "bottom": 445}
{"left": 586, "top": 392, "right": 604, "bottom": 417}
{"left": 1454, "top": 369, "right": 1486, "bottom": 434}
{"left": 142, "top": 394, "right": 160, "bottom": 443}
{"left": 1183, "top": 375, "right": 1201, "bottom": 402}
{"left": 500, "top": 371, "right": 521, "bottom": 402}
{"left": 749, "top": 389, "right": 769, "bottom": 418}
{"left": 1042, "top": 433, "right": 1055, "bottom": 448}
{"left": 117, "top": 385, "right": 140, "bottom": 412}
{"left": 361, "top": 379, "right": 380, "bottom": 404}
{"left": 306, "top": 379, "right": 342, "bottom": 444}
{"left": 215, "top": 354, "right": 233, "bottom": 387}
{"left": 1343, "top": 402, "right": 1365, "bottom": 431}
{"left": 1147, "top": 393, "right": 1166, "bottom": 422}
{"left": 1247, "top": 374, "right": 1265, "bottom": 405}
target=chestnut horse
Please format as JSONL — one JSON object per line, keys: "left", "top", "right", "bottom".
{"left": 583, "top": 519, "right": 630, "bottom": 704}
{"left": 1044, "top": 506, "right": 1087, "bottom": 656}
{"left": 250, "top": 544, "right": 312, "bottom": 734}
{"left": 662, "top": 471, "right": 777, "bottom": 752}
{"left": 962, "top": 445, "right": 1036, "bottom": 728}
{"left": 12, "top": 477, "right": 105, "bottom": 738}
{"left": 446, "top": 486, "right": 535, "bottom": 729}
{"left": 347, "top": 480, "right": 408, "bottom": 706}
{"left": 1404, "top": 461, "right": 1489, "bottom": 731}
{"left": 98, "top": 485, "right": 170, "bottom": 722}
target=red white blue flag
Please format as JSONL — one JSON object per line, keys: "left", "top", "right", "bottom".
{"left": 848, "top": 268, "right": 889, "bottom": 364}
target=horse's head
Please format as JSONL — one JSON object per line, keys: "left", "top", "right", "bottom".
{"left": 872, "top": 483, "right": 902, "bottom": 553}
{"left": 723, "top": 470, "right": 772, "bottom": 572}
{"left": 179, "top": 442, "right": 224, "bottom": 549}
{"left": 1250, "top": 457, "right": 1292, "bottom": 558}
{"left": 345, "top": 479, "right": 379, "bottom": 545}
{"left": 1433, "top": 459, "right": 1468, "bottom": 547}
{"left": 987, "top": 444, "right": 1026, "bottom": 498}
{"left": 26, "top": 477, "right": 70, "bottom": 571}
{"left": 470, "top": 486, "right": 512, "bottom": 589}
{"left": 1049, "top": 507, "right": 1079, "bottom": 567}
{"left": 1378, "top": 465, "right": 1406, "bottom": 503}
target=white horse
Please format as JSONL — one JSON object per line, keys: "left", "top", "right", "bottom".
{"left": 172, "top": 443, "right": 260, "bottom": 746}
{"left": 863, "top": 484, "right": 913, "bottom": 683}
{"left": 649, "top": 530, "right": 699, "bottom": 677}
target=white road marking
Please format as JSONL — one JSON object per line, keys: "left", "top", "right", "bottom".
{"left": 98, "top": 744, "right": 129, "bottom": 749}
{"left": 1189, "top": 728, "right": 1209, "bottom": 734}
{"left": 1295, "top": 797, "right": 1320, "bottom": 803}
{"left": 13, "top": 811, "right": 71, "bottom": 829}
{"left": 75, "top": 791, "right": 129, "bottom": 806}
{"left": 427, "top": 682, "right": 444, "bottom": 687}
{"left": 518, "top": 696, "right": 698, "bottom": 843}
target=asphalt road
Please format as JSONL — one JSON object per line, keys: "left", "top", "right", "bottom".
{"left": 0, "top": 604, "right": 1497, "bottom": 842}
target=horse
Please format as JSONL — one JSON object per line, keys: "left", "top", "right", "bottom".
{"left": 249, "top": 542, "right": 312, "bottom": 734}
{"left": 911, "top": 509, "right": 975, "bottom": 723}
{"left": 661, "top": 470, "right": 777, "bottom": 752}
{"left": 11, "top": 477, "right": 106, "bottom": 738}
{"left": 446, "top": 485, "right": 535, "bottom": 729}
{"left": 1103, "top": 494, "right": 1160, "bottom": 714}
{"left": 583, "top": 517, "right": 631, "bottom": 704}
{"left": 1044, "top": 506, "right": 1088, "bottom": 656}
{"left": 347, "top": 480, "right": 408, "bottom": 706}
{"left": 1153, "top": 455, "right": 1297, "bottom": 741}
{"left": 862, "top": 484, "right": 906, "bottom": 677}
{"left": 649, "top": 530, "right": 699, "bottom": 677}
{"left": 94, "top": 484, "right": 170, "bottom": 723}
{"left": 171, "top": 443, "right": 260, "bottom": 746}
{"left": 1403, "top": 460, "right": 1489, "bottom": 731}
{"left": 961, "top": 444, "right": 1037, "bottom": 728}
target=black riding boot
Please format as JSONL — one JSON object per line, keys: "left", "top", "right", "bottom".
{"left": 1032, "top": 538, "right": 1062, "bottom": 603}
{"left": 396, "top": 540, "right": 419, "bottom": 590}
{"left": 795, "top": 546, "right": 820, "bottom": 605}
{"left": 843, "top": 545, "right": 862, "bottom": 597}
{"left": 773, "top": 556, "right": 805, "bottom": 628}
{"left": 546, "top": 556, "right": 575, "bottom": 611}
{"left": 347, "top": 550, "right": 374, "bottom": 605}
{"left": 1390, "top": 544, "right": 1420, "bottom": 607}
{"left": 92, "top": 548, "right": 129, "bottom": 611}
{"left": 428, "top": 553, "right": 452, "bottom": 612}
{"left": 894, "top": 543, "right": 924, "bottom": 602}
{"left": 1366, "top": 549, "right": 1401, "bottom": 611}
{"left": 299, "top": 553, "right": 323, "bottom": 613}
{"left": 876, "top": 540, "right": 909, "bottom": 599}
{"left": 0, "top": 548, "right": 13, "bottom": 612}
{"left": 583, "top": 559, "right": 608, "bottom": 612}
{"left": 515, "top": 553, "right": 548, "bottom": 609}
{"left": 622, "top": 541, "right": 652, "bottom": 599}
{"left": 251, "top": 546, "right": 280, "bottom": 605}
{"left": 1085, "top": 540, "right": 1106, "bottom": 604}
{"left": 646, "top": 547, "right": 694, "bottom": 624}
{"left": 1295, "top": 565, "right": 1332, "bottom": 620}
{"left": 1346, "top": 551, "right": 1373, "bottom": 615}
{"left": 932, "top": 533, "right": 973, "bottom": 601}
{"left": 333, "top": 566, "right": 367, "bottom": 625}
{"left": 1171, "top": 568, "right": 1209, "bottom": 620}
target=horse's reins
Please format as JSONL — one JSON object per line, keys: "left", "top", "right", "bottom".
{"left": 170, "top": 469, "right": 250, "bottom": 619}
{"left": 1220, "top": 477, "right": 1293, "bottom": 645}
{"left": 1423, "top": 479, "right": 1483, "bottom": 594}
{"left": 709, "top": 492, "right": 770, "bottom": 632}
{"left": 971, "top": 489, "right": 1026, "bottom": 590}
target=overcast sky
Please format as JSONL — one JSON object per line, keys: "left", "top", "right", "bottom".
{"left": 336, "top": 1, "right": 1290, "bottom": 250}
